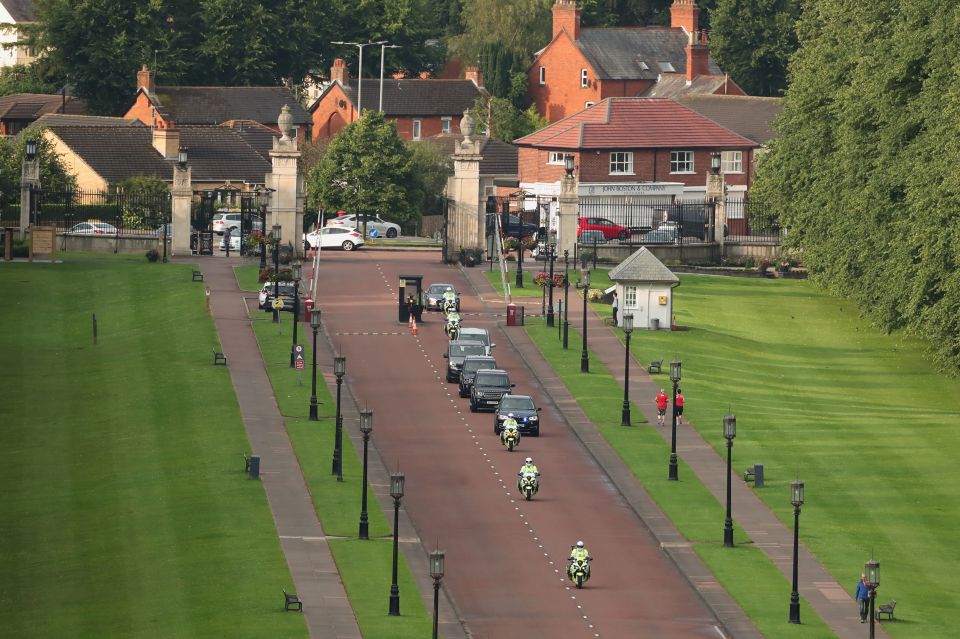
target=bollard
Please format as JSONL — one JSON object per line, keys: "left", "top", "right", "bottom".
{"left": 248, "top": 455, "right": 260, "bottom": 479}
{"left": 753, "top": 463, "right": 764, "bottom": 487}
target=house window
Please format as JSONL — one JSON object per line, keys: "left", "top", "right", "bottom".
{"left": 581, "top": 69, "right": 588, "bottom": 87}
{"left": 584, "top": 102, "right": 595, "bottom": 108}
{"left": 670, "top": 151, "right": 694, "bottom": 173}
{"left": 548, "top": 152, "right": 571, "bottom": 165}
{"left": 624, "top": 286, "right": 637, "bottom": 307}
{"left": 539, "top": 67, "right": 546, "bottom": 85}
{"left": 609, "top": 152, "right": 634, "bottom": 175}
{"left": 721, "top": 150, "right": 743, "bottom": 173}
{"left": 441, "top": 117, "right": 452, "bottom": 133}
{"left": 412, "top": 119, "right": 421, "bottom": 140}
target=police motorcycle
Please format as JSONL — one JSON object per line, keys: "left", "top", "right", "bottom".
{"left": 444, "top": 311, "right": 461, "bottom": 341}
{"left": 517, "top": 458, "right": 540, "bottom": 500}
{"left": 567, "top": 541, "right": 592, "bottom": 589}
{"left": 499, "top": 414, "right": 521, "bottom": 451}
{"left": 441, "top": 290, "right": 458, "bottom": 315}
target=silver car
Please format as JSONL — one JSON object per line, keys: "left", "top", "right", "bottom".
{"left": 458, "top": 327, "right": 495, "bottom": 356}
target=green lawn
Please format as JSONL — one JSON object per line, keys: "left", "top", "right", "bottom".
{"left": 0, "top": 258, "right": 305, "bottom": 638}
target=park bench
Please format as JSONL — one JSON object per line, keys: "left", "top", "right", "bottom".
{"left": 213, "top": 348, "right": 227, "bottom": 366}
{"left": 876, "top": 599, "right": 896, "bottom": 621}
{"left": 192, "top": 270, "right": 204, "bottom": 282}
{"left": 647, "top": 358, "right": 663, "bottom": 374}
{"left": 283, "top": 589, "right": 302, "bottom": 612}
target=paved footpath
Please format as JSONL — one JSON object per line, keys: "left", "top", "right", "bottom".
{"left": 459, "top": 264, "right": 890, "bottom": 639}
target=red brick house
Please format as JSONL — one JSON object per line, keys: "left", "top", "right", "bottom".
{"left": 309, "top": 59, "right": 486, "bottom": 142}
{"left": 0, "top": 92, "right": 87, "bottom": 135}
{"left": 529, "top": 0, "right": 743, "bottom": 122}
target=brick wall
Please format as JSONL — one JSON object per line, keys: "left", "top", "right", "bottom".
{"left": 125, "top": 92, "right": 162, "bottom": 127}
{"left": 528, "top": 35, "right": 602, "bottom": 122}
{"left": 311, "top": 84, "right": 358, "bottom": 141}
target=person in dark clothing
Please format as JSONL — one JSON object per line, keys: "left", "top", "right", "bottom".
{"left": 854, "top": 574, "right": 870, "bottom": 623}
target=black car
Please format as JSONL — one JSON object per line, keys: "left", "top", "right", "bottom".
{"left": 470, "top": 369, "right": 514, "bottom": 412}
{"left": 459, "top": 355, "right": 497, "bottom": 397}
{"left": 494, "top": 394, "right": 542, "bottom": 436}
{"left": 443, "top": 340, "right": 487, "bottom": 382}
{"left": 488, "top": 214, "right": 540, "bottom": 240}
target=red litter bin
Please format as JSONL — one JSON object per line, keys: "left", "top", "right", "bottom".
{"left": 506, "top": 303, "right": 517, "bottom": 327}
{"left": 304, "top": 297, "right": 314, "bottom": 318}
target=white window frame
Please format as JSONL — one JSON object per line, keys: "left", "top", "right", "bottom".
{"left": 609, "top": 151, "right": 634, "bottom": 175}
{"left": 584, "top": 101, "right": 595, "bottom": 108}
{"left": 670, "top": 150, "right": 694, "bottom": 174}
{"left": 721, "top": 150, "right": 743, "bottom": 173}
{"left": 581, "top": 69, "right": 589, "bottom": 87}
{"left": 547, "top": 152, "right": 569, "bottom": 165}
{"left": 412, "top": 119, "right": 422, "bottom": 140}
{"left": 624, "top": 286, "right": 637, "bottom": 307}
{"left": 539, "top": 67, "right": 546, "bottom": 85}
{"left": 441, "top": 117, "right": 452, "bottom": 133}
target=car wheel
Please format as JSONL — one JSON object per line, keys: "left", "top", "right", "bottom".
{"left": 470, "top": 401, "right": 477, "bottom": 413}
{"left": 342, "top": 241, "right": 355, "bottom": 251}
{"left": 617, "top": 230, "right": 628, "bottom": 241}
{"left": 386, "top": 228, "right": 398, "bottom": 238}
{"left": 532, "top": 426, "right": 540, "bottom": 437}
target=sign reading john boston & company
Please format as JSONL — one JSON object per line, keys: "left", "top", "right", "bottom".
{"left": 579, "top": 182, "right": 685, "bottom": 197}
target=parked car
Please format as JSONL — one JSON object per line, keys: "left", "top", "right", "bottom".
{"left": 458, "top": 327, "right": 495, "bottom": 356}
{"left": 459, "top": 355, "right": 497, "bottom": 398}
{"left": 260, "top": 281, "right": 303, "bottom": 311}
{"left": 425, "top": 283, "right": 460, "bottom": 311}
{"left": 218, "top": 233, "right": 242, "bottom": 252}
{"left": 211, "top": 212, "right": 264, "bottom": 235}
{"left": 576, "top": 230, "right": 608, "bottom": 245}
{"left": 640, "top": 228, "right": 679, "bottom": 244}
{"left": 303, "top": 227, "right": 365, "bottom": 251}
{"left": 67, "top": 222, "right": 118, "bottom": 235}
{"left": 443, "top": 340, "right": 488, "bottom": 382}
{"left": 578, "top": 216, "right": 630, "bottom": 241}
{"left": 326, "top": 213, "right": 400, "bottom": 238}
{"left": 470, "top": 369, "right": 515, "bottom": 412}
{"left": 494, "top": 394, "right": 542, "bottom": 436}
{"left": 486, "top": 214, "right": 539, "bottom": 240}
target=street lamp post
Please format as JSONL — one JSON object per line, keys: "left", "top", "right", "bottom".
{"left": 309, "top": 309, "right": 321, "bottom": 420}
{"left": 546, "top": 242, "right": 556, "bottom": 327}
{"left": 563, "top": 249, "right": 570, "bottom": 349}
{"left": 789, "top": 479, "right": 804, "bottom": 624}
{"left": 865, "top": 559, "right": 880, "bottom": 639}
{"left": 621, "top": 314, "right": 634, "bottom": 426}
{"left": 332, "top": 355, "right": 346, "bottom": 481}
{"left": 723, "top": 414, "right": 737, "bottom": 547}
{"left": 388, "top": 472, "right": 406, "bottom": 616}
{"left": 256, "top": 187, "right": 273, "bottom": 270}
{"left": 358, "top": 410, "right": 373, "bottom": 539}
{"left": 289, "top": 261, "right": 301, "bottom": 367}
{"left": 668, "top": 359, "right": 682, "bottom": 480}
{"left": 272, "top": 224, "right": 281, "bottom": 323}
{"left": 578, "top": 267, "right": 591, "bottom": 373}
{"left": 332, "top": 40, "right": 387, "bottom": 117}
{"left": 515, "top": 209, "right": 524, "bottom": 288}
{"left": 430, "top": 549, "right": 445, "bottom": 639}
{"left": 379, "top": 43, "right": 400, "bottom": 111}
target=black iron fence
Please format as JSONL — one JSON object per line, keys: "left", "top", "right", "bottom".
{"left": 576, "top": 198, "right": 715, "bottom": 248}
{"left": 724, "top": 196, "right": 785, "bottom": 243}
{"left": 0, "top": 188, "right": 171, "bottom": 235}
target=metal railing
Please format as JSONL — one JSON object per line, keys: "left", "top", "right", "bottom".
{"left": 0, "top": 188, "right": 171, "bottom": 235}
{"left": 724, "top": 196, "right": 785, "bottom": 243}
{"left": 576, "top": 198, "right": 715, "bottom": 248}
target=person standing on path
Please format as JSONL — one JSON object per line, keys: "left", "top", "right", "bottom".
{"left": 675, "top": 388, "right": 685, "bottom": 425}
{"left": 656, "top": 389, "right": 668, "bottom": 426}
{"left": 855, "top": 574, "right": 870, "bottom": 623}
{"left": 611, "top": 291, "right": 619, "bottom": 325}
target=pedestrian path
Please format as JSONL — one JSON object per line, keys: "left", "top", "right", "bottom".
{"left": 458, "top": 266, "right": 889, "bottom": 639}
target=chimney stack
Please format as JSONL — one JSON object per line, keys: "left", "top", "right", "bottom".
{"left": 551, "top": 0, "right": 581, "bottom": 41}
{"left": 686, "top": 31, "right": 710, "bottom": 81}
{"left": 670, "top": 0, "right": 699, "bottom": 34}
{"left": 465, "top": 66, "right": 484, "bottom": 87}
{"left": 153, "top": 124, "right": 180, "bottom": 159}
{"left": 330, "top": 58, "right": 349, "bottom": 85}
{"left": 137, "top": 64, "right": 155, "bottom": 94}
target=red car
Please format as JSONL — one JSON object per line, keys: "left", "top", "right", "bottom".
{"left": 578, "top": 217, "right": 631, "bottom": 241}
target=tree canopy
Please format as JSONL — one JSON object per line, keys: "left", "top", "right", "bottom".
{"left": 752, "top": 0, "right": 960, "bottom": 371}
{"left": 0, "top": 130, "right": 76, "bottom": 207}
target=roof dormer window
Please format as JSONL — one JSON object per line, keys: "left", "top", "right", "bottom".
{"left": 658, "top": 61, "right": 676, "bottom": 73}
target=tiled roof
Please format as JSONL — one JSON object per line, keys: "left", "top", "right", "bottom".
{"left": 44, "top": 123, "right": 271, "bottom": 185}
{"left": 1, "top": 0, "right": 36, "bottom": 22}
{"left": 640, "top": 74, "right": 730, "bottom": 99}
{"left": 35, "top": 113, "right": 139, "bottom": 127}
{"left": 676, "top": 94, "right": 783, "bottom": 145}
{"left": 0, "top": 93, "right": 87, "bottom": 120}
{"left": 146, "top": 86, "right": 310, "bottom": 126}
{"left": 427, "top": 134, "right": 518, "bottom": 176}
{"left": 576, "top": 28, "right": 722, "bottom": 81}
{"left": 609, "top": 247, "right": 679, "bottom": 283}
{"left": 338, "top": 79, "right": 483, "bottom": 116}
{"left": 225, "top": 120, "right": 280, "bottom": 161}
{"left": 514, "top": 98, "right": 756, "bottom": 149}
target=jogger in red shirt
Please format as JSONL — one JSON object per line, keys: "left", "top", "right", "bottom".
{"left": 675, "top": 388, "right": 685, "bottom": 424}
{"left": 655, "top": 389, "right": 668, "bottom": 426}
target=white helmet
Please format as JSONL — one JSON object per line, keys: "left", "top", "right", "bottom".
{"left": 446, "top": 287, "right": 453, "bottom": 291}
{"left": 525, "top": 457, "right": 533, "bottom": 463}
{"left": 576, "top": 541, "right": 584, "bottom": 548}
{"left": 507, "top": 413, "right": 514, "bottom": 418}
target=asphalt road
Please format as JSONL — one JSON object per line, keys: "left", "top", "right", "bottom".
{"left": 314, "top": 251, "right": 724, "bottom": 639}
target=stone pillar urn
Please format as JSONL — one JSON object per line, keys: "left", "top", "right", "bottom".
{"left": 460, "top": 109, "right": 475, "bottom": 140}
{"left": 278, "top": 104, "right": 293, "bottom": 141}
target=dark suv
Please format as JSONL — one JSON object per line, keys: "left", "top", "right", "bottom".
{"left": 494, "top": 394, "right": 541, "bottom": 436}
{"left": 443, "top": 340, "right": 487, "bottom": 383}
{"left": 459, "top": 355, "right": 497, "bottom": 397}
{"left": 470, "top": 369, "right": 514, "bottom": 412}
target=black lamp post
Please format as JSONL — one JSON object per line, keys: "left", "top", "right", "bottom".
{"left": 620, "top": 313, "right": 634, "bottom": 425}
{"left": 358, "top": 409, "right": 373, "bottom": 539}
{"left": 723, "top": 414, "right": 737, "bottom": 547}
{"left": 257, "top": 187, "right": 271, "bottom": 270}
{"left": 668, "top": 359, "right": 682, "bottom": 481}
{"left": 789, "top": 479, "right": 804, "bottom": 624}
{"left": 177, "top": 145, "right": 188, "bottom": 169}
{"left": 546, "top": 241, "right": 556, "bottom": 327}
{"left": 289, "top": 261, "right": 301, "bottom": 367}
{"left": 272, "top": 223, "right": 282, "bottom": 323}
{"left": 430, "top": 549, "right": 445, "bottom": 639}
{"left": 515, "top": 207, "right": 524, "bottom": 288}
{"left": 332, "top": 355, "right": 346, "bottom": 481}
{"left": 25, "top": 138, "right": 37, "bottom": 162}
{"left": 564, "top": 153, "right": 575, "bottom": 178}
{"left": 865, "top": 559, "right": 880, "bottom": 639}
{"left": 563, "top": 249, "right": 570, "bottom": 349}
{"left": 578, "top": 267, "right": 591, "bottom": 373}
{"left": 388, "top": 472, "right": 405, "bottom": 616}
{"left": 309, "top": 308, "right": 321, "bottom": 420}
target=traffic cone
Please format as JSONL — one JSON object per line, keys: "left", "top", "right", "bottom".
{"left": 408, "top": 312, "right": 413, "bottom": 328}
{"left": 411, "top": 317, "right": 418, "bottom": 335}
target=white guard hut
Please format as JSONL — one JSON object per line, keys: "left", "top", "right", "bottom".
{"left": 608, "top": 247, "right": 679, "bottom": 330}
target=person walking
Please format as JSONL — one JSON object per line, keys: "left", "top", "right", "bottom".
{"left": 655, "top": 389, "right": 668, "bottom": 426}
{"left": 855, "top": 574, "right": 870, "bottom": 623}
{"left": 611, "top": 291, "right": 619, "bottom": 326}
{"left": 675, "top": 388, "right": 685, "bottom": 425}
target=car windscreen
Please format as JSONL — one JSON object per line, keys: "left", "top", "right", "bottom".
{"left": 499, "top": 397, "right": 534, "bottom": 411}
{"left": 462, "top": 359, "right": 495, "bottom": 373}
{"left": 459, "top": 331, "right": 489, "bottom": 346}
{"left": 475, "top": 372, "right": 509, "bottom": 387}
{"left": 428, "top": 285, "right": 450, "bottom": 295}
{"left": 451, "top": 344, "right": 486, "bottom": 357}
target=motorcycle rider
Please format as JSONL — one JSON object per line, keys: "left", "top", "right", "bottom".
{"left": 500, "top": 413, "right": 520, "bottom": 445}
{"left": 569, "top": 540, "right": 591, "bottom": 563}
{"left": 445, "top": 310, "right": 461, "bottom": 337}
{"left": 442, "top": 287, "right": 458, "bottom": 313}
{"left": 519, "top": 457, "right": 539, "bottom": 477}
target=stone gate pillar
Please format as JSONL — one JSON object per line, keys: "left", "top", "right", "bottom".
{"left": 171, "top": 163, "right": 192, "bottom": 256}
{"left": 20, "top": 144, "right": 40, "bottom": 234}
{"left": 268, "top": 105, "right": 305, "bottom": 258}
{"left": 445, "top": 111, "right": 484, "bottom": 262}
{"left": 557, "top": 171, "right": 578, "bottom": 256}
{"left": 706, "top": 168, "right": 726, "bottom": 250}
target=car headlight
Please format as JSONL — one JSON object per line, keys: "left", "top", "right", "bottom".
{"left": 529, "top": 416, "right": 538, "bottom": 421}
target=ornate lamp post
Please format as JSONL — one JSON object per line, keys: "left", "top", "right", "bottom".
{"left": 723, "top": 414, "right": 737, "bottom": 547}
{"left": 358, "top": 410, "right": 373, "bottom": 539}
{"left": 546, "top": 239, "right": 557, "bottom": 327}
{"left": 271, "top": 223, "right": 282, "bottom": 323}
{"left": 430, "top": 549, "right": 445, "bottom": 639}
{"left": 668, "top": 359, "right": 682, "bottom": 480}
{"left": 289, "top": 261, "right": 301, "bottom": 367}
{"left": 25, "top": 138, "right": 37, "bottom": 161}
{"left": 515, "top": 207, "right": 524, "bottom": 289}
{"left": 332, "top": 355, "right": 346, "bottom": 481}
{"left": 309, "top": 308, "right": 321, "bottom": 420}
{"left": 563, "top": 249, "right": 570, "bottom": 349}
{"left": 789, "top": 479, "right": 804, "bottom": 624}
{"left": 711, "top": 151, "right": 722, "bottom": 175}
{"left": 620, "top": 314, "right": 634, "bottom": 425}
{"left": 256, "top": 187, "right": 274, "bottom": 270}
{"left": 577, "top": 267, "right": 591, "bottom": 373}
{"left": 388, "top": 472, "right": 406, "bottom": 616}
{"left": 865, "top": 559, "right": 880, "bottom": 639}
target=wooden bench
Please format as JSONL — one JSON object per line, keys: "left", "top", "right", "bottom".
{"left": 647, "top": 358, "right": 663, "bottom": 374}
{"left": 213, "top": 348, "right": 227, "bottom": 366}
{"left": 876, "top": 599, "right": 896, "bottom": 621}
{"left": 192, "top": 270, "right": 204, "bottom": 282}
{"left": 743, "top": 467, "right": 756, "bottom": 482}
{"left": 283, "top": 589, "right": 302, "bottom": 612}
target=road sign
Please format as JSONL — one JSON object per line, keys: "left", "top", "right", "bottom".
{"left": 272, "top": 298, "right": 284, "bottom": 310}
{"left": 294, "top": 344, "right": 305, "bottom": 370}
{"left": 368, "top": 228, "right": 379, "bottom": 239}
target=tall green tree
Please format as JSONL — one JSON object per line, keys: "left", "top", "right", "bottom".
{"left": 0, "top": 63, "right": 60, "bottom": 97}
{"left": 0, "top": 129, "right": 76, "bottom": 207}
{"left": 469, "top": 95, "right": 548, "bottom": 142}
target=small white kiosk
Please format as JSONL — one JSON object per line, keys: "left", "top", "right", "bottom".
{"left": 608, "top": 247, "right": 679, "bottom": 330}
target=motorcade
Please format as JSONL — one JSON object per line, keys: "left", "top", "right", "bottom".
{"left": 458, "top": 327, "right": 494, "bottom": 356}
{"left": 494, "top": 394, "right": 541, "bottom": 436}
{"left": 443, "top": 340, "right": 487, "bottom": 383}
{"left": 470, "top": 369, "right": 515, "bottom": 412}
{"left": 458, "top": 355, "right": 497, "bottom": 398}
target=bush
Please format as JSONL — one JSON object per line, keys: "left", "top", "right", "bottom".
{"left": 145, "top": 249, "right": 160, "bottom": 262}
{"left": 0, "top": 239, "right": 29, "bottom": 258}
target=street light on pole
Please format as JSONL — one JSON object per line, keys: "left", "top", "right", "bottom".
{"left": 620, "top": 313, "right": 634, "bottom": 426}
{"left": 668, "top": 359, "right": 682, "bottom": 480}
{"left": 388, "top": 472, "right": 406, "bottom": 616}
{"left": 563, "top": 249, "right": 570, "bottom": 349}
{"left": 546, "top": 236, "right": 557, "bottom": 327}
{"left": 332, "top": 40, "right": 387, "bottom": 117}
{"left": 289, "top": 260, "right": 302, "bottom": 367}
{"left": 332, "top": 355, "right": 346, "bottom": 481}
{"left": 789, "top": 479, "right": 804, "bottom": 624}
{"left": 309, "top": 308, "right": 321, "bottom": 421}
{"left": 578, "top": 265, "right": 590, "bottom": 373}
{"left": 272, "top": 224, "right": 282, "bottom": 323}
{"left": 358, "top": 410, "right": 373, "bottom": 539}
{"left": 379, "top": 43, "right": 400, "bottom": 111}
{"left": 865, "top": 559, "right": 880, "bottom": 639}
{"left": 723, "top": 414, "right": 737, "bottom": 547}
{"left": 430, "top": 549, "right": 445, "bottom": 639}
